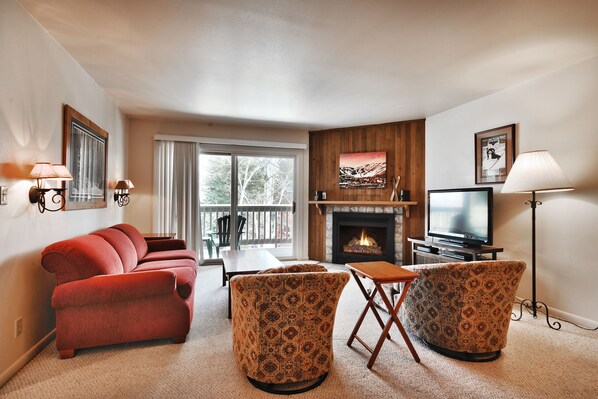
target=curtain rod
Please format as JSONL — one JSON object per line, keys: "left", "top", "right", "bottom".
{"left": 154, "top": 134, "right": 307, "bottom": 150}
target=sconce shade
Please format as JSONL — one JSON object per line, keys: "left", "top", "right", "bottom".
{"left": 49, "top": 164, "right": 73, "bottom": 180}
{"left": 29, "top": 162, "right": 59, "bottom": 179}
{"left": 29, "top": 163, "right": 73, "bottom": 180}
{"left": 501, "top": 150, "right": 574, "bottom": 193}
{"left": 115, "top": 180, "right": 135, "bottom": 190}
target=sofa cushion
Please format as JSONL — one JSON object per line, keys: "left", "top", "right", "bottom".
{"left": 133, "top": 258, "right": 197, "bottom": 272}
{"left": 133, "top": 262, "right": 196, "bottom": 299}
{"left": 42, "top": 235, "right": 124, "bottom": 285}
{"left": 111, "top": 223, "right": 148, "bottom": 259}
{"left": 139, "top": 249, "right": 197, "bottom": 264}
{"left": 147, "top": 239, "right": 187, "bottom": 252}
{"left": 92, "top": 228, "right": 138, "bottom": 272}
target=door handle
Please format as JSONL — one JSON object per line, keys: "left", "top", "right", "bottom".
{"left": 292, "top": 201, "right": 296, "bottom": 214}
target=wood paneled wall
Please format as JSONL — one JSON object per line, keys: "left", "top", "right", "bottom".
{"left": 308, "top": 119, "right": 425, "bottom": 264}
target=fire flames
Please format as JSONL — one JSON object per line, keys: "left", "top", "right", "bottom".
{"left": 359, "top": 229, "right": 376, "bottom": 246}
{"left": 344, "top": 229, "right": 382, "bottom": 255}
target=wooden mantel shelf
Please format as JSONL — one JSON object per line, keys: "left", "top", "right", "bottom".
{"left": 308, "top": 200, "right": 418, "bottom": 218}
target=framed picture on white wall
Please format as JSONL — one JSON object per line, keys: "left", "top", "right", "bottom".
{"left": 62, "top": 104, "right": 109, "bottom": 210}
{"left": 475, "top": 124, "right": 516, "bottom": 184}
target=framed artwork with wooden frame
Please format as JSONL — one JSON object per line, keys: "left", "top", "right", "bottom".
{"left": 475, "top": 124, "right": 515, "bottom": 184}
{"left": 62, "top": 104, "right": 108, "bottom": 210}
{"left": 339, "top": 151, "right": 387, "bottom": 189}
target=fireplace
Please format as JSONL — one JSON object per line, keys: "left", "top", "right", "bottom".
{"left": 332, "top": 212, "right": 394, "bottom": 264}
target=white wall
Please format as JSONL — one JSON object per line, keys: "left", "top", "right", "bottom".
{"left": 0, "top": 0, "right": 126, "bottom": 384}
{"left": 126, "top": 118, "right": 309, "bottom": 258}
{"left": 426, "top": 56, "right": 598, "bottom": 323}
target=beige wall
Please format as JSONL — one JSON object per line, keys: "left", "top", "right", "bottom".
{"left": 0, "top": 0, "right": 126, "bottom": 384}
{"left": 126, "top": 118, "right": 309, "bottom": 254}
{"left": 426, "top": 56, "right": 598, "bottom": 323}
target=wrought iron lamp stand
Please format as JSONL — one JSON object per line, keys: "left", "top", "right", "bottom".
{"left": 511, "top": 192, "right": 561, "bottom": 330}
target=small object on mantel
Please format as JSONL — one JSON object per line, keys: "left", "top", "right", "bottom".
{"left": 389, "top": 176, "right": 401, "bottom": 201}
{"left": 400, "top": 189, "right": 410, "bottom": 201}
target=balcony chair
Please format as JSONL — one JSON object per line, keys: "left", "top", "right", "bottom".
{"left": 211, "top": 214, "right": 247, "bottom": 257}
{"left": 231, "top": 264, "right": 349, "bottom": 394}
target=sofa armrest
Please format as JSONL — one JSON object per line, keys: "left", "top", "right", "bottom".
{"left": 52, "top": 270, "right": 177, "bottom": 309}
{"left": 147, "top": 239, "right": 187, "bottom": 252}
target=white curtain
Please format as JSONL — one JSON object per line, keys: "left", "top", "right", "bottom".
{"left": 154, "top": 140, "right": 203, "bottom": 263}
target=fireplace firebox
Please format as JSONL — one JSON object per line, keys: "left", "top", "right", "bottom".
{"left": 332, "top": 212, "right": 394, "bottom": 264}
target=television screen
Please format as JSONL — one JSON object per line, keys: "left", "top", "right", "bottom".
{"left": 427, "top": 187, "right": 493, "bottom": 246}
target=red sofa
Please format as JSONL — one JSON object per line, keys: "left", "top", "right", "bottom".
{"left": 41, "top": 224, "right": 197, "bottom": 359}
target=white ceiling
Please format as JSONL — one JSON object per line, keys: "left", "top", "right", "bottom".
{"left": 18, "top": 0, "right": 598, "bottom": 130}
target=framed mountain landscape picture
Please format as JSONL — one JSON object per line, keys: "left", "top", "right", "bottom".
{"left": 339, "top": 151, "right": 386, "bottom": 189}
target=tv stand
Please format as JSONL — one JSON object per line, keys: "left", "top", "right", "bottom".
{"left": 408, "top": 237, "right": 503, "bottom": 265}
{"left": 436, "top": 239, "right": 486, "bottom": 249}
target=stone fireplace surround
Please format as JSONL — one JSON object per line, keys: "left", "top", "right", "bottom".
{"left": 325, "top": 206, "right": 404, "bottom": 265}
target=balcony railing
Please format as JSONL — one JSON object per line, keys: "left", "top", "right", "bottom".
{"left": 200, "top": 204, "right": 293, "bottom": 248}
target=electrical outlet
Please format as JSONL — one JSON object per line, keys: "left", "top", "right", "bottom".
{"left": 0, "top": 186, "right": 7, "bottom": 205}
{"left": 15, "top": 317, "right": 23, "bottom": 337}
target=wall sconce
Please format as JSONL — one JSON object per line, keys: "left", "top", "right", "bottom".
{"left": 114, "top": 180, "right": 134, "bottom": 207}
{"left": 28, "top": 162, "right": 73, "bottom": 213}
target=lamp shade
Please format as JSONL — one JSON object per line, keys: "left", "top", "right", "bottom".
{"left": 501, "top": 150, "right": 573, "bottom": 193}
{"left": 29, "top": 162, "right": 59, "bottom": 179}
{"left": 115, "top": 180, "right": 135, "bottom": 190}
{"left": 49, "top": 164, "right": 73, "bottom": 180}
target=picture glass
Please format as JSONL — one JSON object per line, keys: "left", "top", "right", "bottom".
{"left": 67, "top": 119, "right": 106, "bottom": 203}
{"left": 480, "top": 134, "right": 507, "bottom": 178}
{"left": 63, "top": 105, "right": 108, "bottom": 210}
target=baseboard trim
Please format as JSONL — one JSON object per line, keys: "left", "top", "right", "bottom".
{"left": 0, "top": 329, "right": 55, "bottom": 388}
{"left": 514, "top": 297, "right": 598, "bottom": 329}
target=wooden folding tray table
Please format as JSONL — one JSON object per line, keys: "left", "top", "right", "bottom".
{"left": 346, "top": 261, "right": 420, "bottom": 369}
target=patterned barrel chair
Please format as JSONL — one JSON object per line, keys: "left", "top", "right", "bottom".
{"left": 398, "top": 260, "right": 526, "bottom": 361}
{"left": 231, "top": 264, "right": 349, "bottom": 394}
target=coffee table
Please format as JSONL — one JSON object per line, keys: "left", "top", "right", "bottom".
{"left": 221, "top": 249, "right": 282, "bottom": 318}
{"left": 346, "top": 261, "right": 420, "bottom": 368}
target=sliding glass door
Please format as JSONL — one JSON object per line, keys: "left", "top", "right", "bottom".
{"left": 200, "top": 150, "right": 296, "bottom": 260}
{"left": 237, "top": 155, "right": 294, "bottom": 257}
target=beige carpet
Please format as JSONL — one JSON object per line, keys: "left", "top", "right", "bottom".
{"left": 1, "top": 264, "right": 597, "bottom": 399}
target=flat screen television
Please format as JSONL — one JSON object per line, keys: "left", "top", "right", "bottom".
{"left": 427, "top": 187, "right": 493, "bottom": 247}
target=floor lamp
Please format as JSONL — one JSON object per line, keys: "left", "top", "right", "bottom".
{"left": 501, "top": 150, "right": 573, "bottom": 330}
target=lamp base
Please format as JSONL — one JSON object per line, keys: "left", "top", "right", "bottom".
{"left": 511, "top": 298, "right": 562, "bottom": 330}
